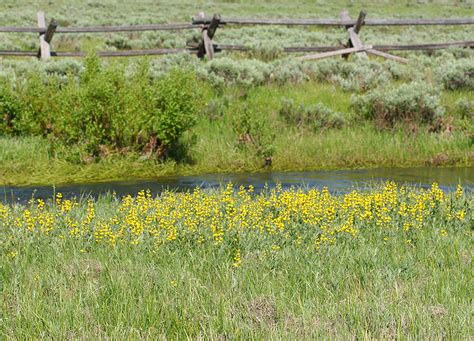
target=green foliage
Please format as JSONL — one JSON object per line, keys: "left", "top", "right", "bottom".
{"left": 454, "top": 98, "right": 474, "bottom": 142}
{"left": 232, "top": 105, "right": 275, "bottom": 158}
{"left": 105, "top": 34, "right": 133, "bottom": 50}
{"left": 352, "top": 82, "right": 445, "bottom": 129}
{"left": 204, "top": 95, "right": 231, "bottom": 121}
{"left": 279, "top": 98, "right": 346, "bottom": 131}
{"left": 269, "top": 60, "right": 318, "bottom": 84}
{"left": 435, "top": 59, "right": 474, "bottom": 91}
{"left": 43, "top": 59, "right": 82, "bottom": 79}
{"left": 14, "top": 74, "right": 58, "bottom": 136}
{"left": 3, "top": 54, "right": 201, "bottom": 159}
{"left": 153, "top": 68, "right": 200, "bottom": 147}
{"left": 455, "top": 97, "right": 474, "bottom": 120}
{"left": 316, "top": 58, "right": 392, "bottom": 92}
{"left": 0, "top": 85, "right": 21, "bottom": 136}
{"left": 201, "top": 57, "right": 271, "bottom": 88}
{"left": 246, "top": 41, "right": 284, "bottom": 61}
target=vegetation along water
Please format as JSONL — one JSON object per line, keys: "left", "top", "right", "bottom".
{"left": 1, "top": 182, "right": 472, "bottom": 338}
{"left": 0, "top": 0, "right": 473, "bottom": 338}
{"left": 0, "top": 0, "right": 473, "bottom": 185}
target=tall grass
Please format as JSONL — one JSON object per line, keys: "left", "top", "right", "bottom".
{"left": 1, "top": 80, "right": 473, "bottom": 186}
{"left": 0, "top": 184, "right": 471, "bottom": 338}
{"left": 2, "top": 236, "right": 471, "bottom": 338}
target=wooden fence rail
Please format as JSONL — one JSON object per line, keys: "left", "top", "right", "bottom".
{"left": 3, "top": 41, "right": 472, "bottom": 58}
{"left": 0, "top": 23, "right": 197, "bottom": 33}
{"left": 192, "top": 41, "right": 474, "bottom": 53}
{"left": 2, "top": 18, "right": 473, "bottom": 33}
{"left": 0, "top": 10, "right": 473, "bottom": 61}
{"left": 192, "top": 17, "right": 474, "bottom": 26}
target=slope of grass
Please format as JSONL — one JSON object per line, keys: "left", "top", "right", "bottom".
{"left": 1, "top": 81, "right": 472, "bottom": 186}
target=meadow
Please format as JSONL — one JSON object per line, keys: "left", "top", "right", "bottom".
{"left": 0, "top": 55, "right": 473, "bottom": 185}
{"left": 0, "top": 2, "right": 473, "bottom": 337}
{"left": 1, "top": 183, "right": 472, "bottom": 338}
{"left": 0, "top": 0, "right": 473, "bottom": 185}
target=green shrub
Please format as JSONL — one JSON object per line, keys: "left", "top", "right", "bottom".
{"left": 316, "top": 59, "right": 392, "bottom": 92}
{"left": 0, "top": 85, "right": 23, "bottom": 136}
{"left": 232, "top": 106, "right": 275, "bottom": 158}
{"left": 152, "top": 68, "right": 200, "bottom": 149}
{"left": 14, "top": 74, "right": 60, "bottom": 137}
{"left": 4, "top": 54, "right": 201, "bottom": 160}
{"left": 455, "top": 98, "right": 474, "bottom": 120}
{"left": 201, "top": 57, "right": 271, "bottom": 88}
{"left": 435, "top": 59, "right": 474, "bottom": 90}
{"left": 279, "top": 99, "right": 346, "bottom": 131}
{"left": 352, "top": 82, "right": 445, "bottom": 128}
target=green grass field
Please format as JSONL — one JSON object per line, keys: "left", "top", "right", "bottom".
{"left": 0, "top": 1, "right": 473, "bottom": 186}
{"left": 0, "top": 2, "right": 473, "bottom": 338}
{"left": 3, "top": 232, "right": 472, "bottom": 338}
{"left": 1, "top": 80, "right": 473, "bottom": 186}
{"left": 1, "top": 183, "right": 472, "bottom": 338}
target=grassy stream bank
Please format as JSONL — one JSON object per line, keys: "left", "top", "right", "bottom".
{"left": 1, "top": 81, "right": 472, "bottom": 186}
{"left": 1, "top": 1, "right": 473, "bottom": 339}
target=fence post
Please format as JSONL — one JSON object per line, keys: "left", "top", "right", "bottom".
{"left": 339, "top": 10, "right": 407, "bottom": 63}
{"left": 197, "top": 13, "right": 221, "bottom": 59}
{"left": 37, "top": 11, "right": 57, "bottom": 60}
{"left": 340, "top": 10, "right": 351, "bottom": 58}
{"left": 44, "top": 20, "right": 58, "bottom": 44}
{"left": 341, "top": 10, "right": 367, "bottom": 59}
{"left": 354, "top": 10, "right": 366, "bottom": 34}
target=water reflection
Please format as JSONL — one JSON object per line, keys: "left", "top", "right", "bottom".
{"left": 2, "top": 167, "right": 473, "bottom": 203}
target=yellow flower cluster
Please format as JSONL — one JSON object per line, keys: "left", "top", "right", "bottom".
{"left": 0, "top": 182, "right": 470, "bottom": 252}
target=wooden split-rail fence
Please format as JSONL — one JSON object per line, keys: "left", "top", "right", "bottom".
{"left": 0, "top": 10, "right": 473, "bottom": 63}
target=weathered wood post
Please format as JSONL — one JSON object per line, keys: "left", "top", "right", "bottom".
{"left": 197, "top": 13, "right": 221, "bottom": 59}
{"left": 338, "top": 9, "right": 408, "bottom": 63}
{"left": 341, "top": 10, "right": 367, "bottom": 58}
{"left": 37, "top": 11, "right": 57, "bottom": 60}
{"left": 340, "top": 10, "right": 351, "bottom": 58}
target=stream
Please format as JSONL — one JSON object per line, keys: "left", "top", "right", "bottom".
{"left": 2, "top": 167, "right": 473, "bottom": 203}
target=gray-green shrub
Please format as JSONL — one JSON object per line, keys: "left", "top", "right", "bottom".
{"left": 200, "top": 57, "right": 271, "bottom": 88}
{"left": 279, "top": 99, "right": 346, "bottom": 131}
{"left": 352, "top": 82, "right": 445, "bottom": 128}
{"left": 435, "top": 59, "right": 474, "bottom": 91}
{"left": 455, "top": 98, "right": 474, "bottom": 120}
{"left": 316, "top": 58, "right": 392, "bottom": 92}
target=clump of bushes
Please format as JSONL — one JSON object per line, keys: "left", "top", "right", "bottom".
{"left": 105, "top": 34, "right": 133, "bottom": 50}
{"left": 315, "top": 58, "right": 392, "bottom": 92}
{"left": 200, "top": 57, "right": 271, "bottom": 88}
{"left": 435, "top": 59, "right": 474, "bottom": 91}
{"left": 246, "top": 42, "right": 284, "bottom": 61}
{"left": 279, "top": 99, "right": 346, "bottom": 131}
{"left": 269, "top": 59, "right": 320, "bottom": 84}
{"left": 352, "top": 82, "right": 445, "bottom": 129}
{"left": 204, "top": 95, "right": 232, "bottom": 121}
{"left": 232, "top": 106, "right": 275, "bottom": 158}
{"left": 455, "top": 98, "right": 474, "bottom": 120}
{"left": 0, "top": 85, "right": 23, "bottom": 136}
{"left": 1, "top": 54, "right": 201, "bottom": 160}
